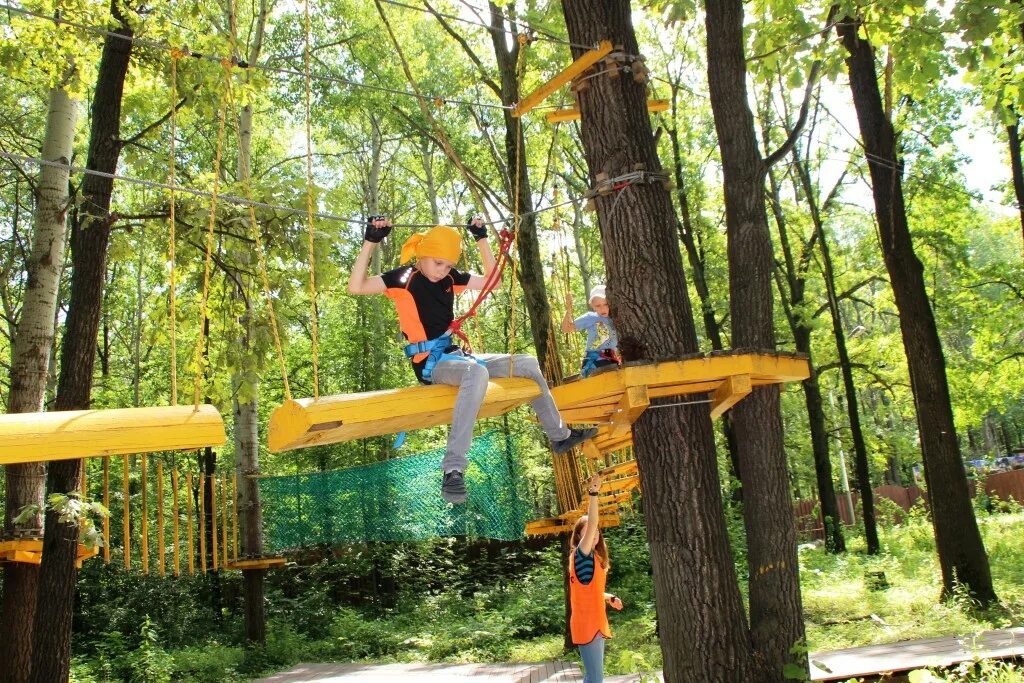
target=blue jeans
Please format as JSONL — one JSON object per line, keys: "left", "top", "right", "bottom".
{"left": 578, "top": 634, "right": 606, "bottom": 683}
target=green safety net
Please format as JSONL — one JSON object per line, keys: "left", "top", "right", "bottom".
{"left": 259, "top": 431, "right": 530, "bottom": 550}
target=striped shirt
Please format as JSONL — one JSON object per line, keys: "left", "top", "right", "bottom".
{"left": 574, "top": 547, "right": 595, "bottom": 585}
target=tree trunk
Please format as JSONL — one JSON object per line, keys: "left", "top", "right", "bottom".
{"left": 1, "top": 85, "right": 78, "bottom": 683}
{"left": 30, "top": 7, "right": 133, "bottom": 680}
{"left": 705, "top": 0, "right": 805, "bottom": 677}
{"left": 1007, "top": 120, "right": 1024, "bottom": 252}
{"left": 489, "top": 2, "right": 551, "bottom": 370}
{"left": 766, "top": 164, "right": 845, "bottom": 554}
{"left": 561, "top": 1, "right": 756, "bottom": 679}
{"left": 666, "top": 107, "right": 742, "bottom": 489}
{"left": 837, "top": 15, "right": 996, "bottom": 604}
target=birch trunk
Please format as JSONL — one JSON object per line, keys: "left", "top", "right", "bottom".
{"left": 1, "top": 85, "right": 78, "bottom": 683}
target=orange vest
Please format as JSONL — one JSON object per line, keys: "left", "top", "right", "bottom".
{"left": 569, "top": 547, "right": 612, "bottom": 645}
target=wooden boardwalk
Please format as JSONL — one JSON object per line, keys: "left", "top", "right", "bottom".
{"left": 257, "top": 627, "right": 1024, "bottom": 682}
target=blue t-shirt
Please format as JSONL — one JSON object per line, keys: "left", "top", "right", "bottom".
{"left": 574, "top": 312, "right": 618, "bottom": 353}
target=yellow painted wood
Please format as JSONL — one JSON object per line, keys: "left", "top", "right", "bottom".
{"left": 0, "top": 404, "right": 226, "bottom": 464}
{"left": 199, "top": 474, "right": 206, "bottom": 574}
{"left": 224, "top": 557, "right": 286, "bottom": 571}
{"left": 268, "top": 378, "right": 542, "bottom": 453}
{"left": 0, "top": 540, "right": 99, "bottom": 568}
{"left": 544, "top": 98, "right": 670, "bottom": 123}
{"left": 220, "top": 475, "right": 228, "bottom": 569}
{"left": 552, "top": 352, "right": 807, "bottom": 415}
{"left": 157, "top": 461, "right": 165, "bottom": 577}
{"left": 172, "top": 468, "right": 180, "bottom": 577}
{"left": 102, "top": 457, "right": 110, "bottom": 564}
{"left": 511, "top": 40, "right": 612, "bottom": 117}
{"left": 610, "top": 385, "right": 649, "bottom": 438}
{"left": 710, "top": 374, "right": 752, "bottom": 419}
{"left": 211, "top": 474, "right": 218, "bottom": 572}
{"left": 141, "top": 456, "right": 148, "bottom": 575}
{"left": 186, "top": 472, "right": 195, "bottom": 575}
{"left": 525, "top": 513, "right": 621, "bottom": 537}
{"left": 598, "top": 460, "right": 638, "bottom": 479}
{"left": 123, "top": 456, "right": 130, "bottom": 571}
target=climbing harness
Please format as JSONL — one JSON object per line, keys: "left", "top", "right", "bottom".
{"left": 581, "top": 349, "right": 622, "bottom": 378}
{"left": 404, "top": 333, "right": 485, "bottom": 385}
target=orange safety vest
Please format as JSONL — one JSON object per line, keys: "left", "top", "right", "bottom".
{"left": 568, "top": 546, "right": 612, "bottom": 645}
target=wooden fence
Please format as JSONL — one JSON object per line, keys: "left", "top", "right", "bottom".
{"left": 794, "top": 469, "right": 1024, "bottom": 541}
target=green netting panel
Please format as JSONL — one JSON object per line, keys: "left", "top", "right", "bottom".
{"left": 259, "top": 432, "right": 530, "bottom": 549}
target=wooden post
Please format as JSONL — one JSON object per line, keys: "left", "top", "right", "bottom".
{"left": 172, "top": 468, "right": 180, "bottom": 577}
{"left": 231, "top": 472, "right": 239, "bottom": 562}
{"left": 220, "top": 474, "right": 228, "bottom": 568}
{"left": 210, "top": 473, "right": 218, "bottom": 571}
{"left": 141, "top": 455, "right": 148, "bottom": 575}
{"left": 157, "top": 460, "right": 165, "bottom": 577}
{"left": 186, "top": 471, "right": 195, "bottom": 575}
{"left": 123, "top": 455, "right": 130, "bottom": 571}
{"left": 198, "top": 474, "right": 206, "bottom": 574}
{"left": 103, "top": 456, "right": 110, "bottom": 564}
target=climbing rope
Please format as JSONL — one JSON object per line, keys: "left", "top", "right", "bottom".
{"left": 303, "top": 0, "right": 320, "bottom": 400}
{"left": 168, "top": 50, "right": 181, "bottom": 406}
{"left": 191, "top": 60, "right": 233, "bottom": 409}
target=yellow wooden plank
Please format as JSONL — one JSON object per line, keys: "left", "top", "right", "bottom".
{"left": 512, "top": 41, "right": 612, "bottom": 117}
{"left": 268, "top": 378, "right": 541, "bottom": 452}
{"left": 0, "top": 404, "right": 226, "bottom": 464}
{"left": 525, "top": 513, "right": 621, "bottom": 537}
{"left": 224, "top": 557, "right": 287, "bottom": 571}
{"left": 610, "top": 385, "right": 649, "bottom": 437}
{"left": 710, "top": 374, "right": 752, "bottom": 419}
{"left": 598, "top": 459, "right": 637, "bottom": 479}
{"left": 545, "top": 98, "right": 670, "bottom": 123}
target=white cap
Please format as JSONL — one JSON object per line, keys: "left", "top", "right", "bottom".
{"left": 588, "top": 285, "right": 606, "bottom": 302}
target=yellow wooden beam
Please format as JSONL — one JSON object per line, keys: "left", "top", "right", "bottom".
{"left": 512, "top": 40, "right": 613, "bottom": 118}
{"left": 0, "top": 404, "right": 226, "bottom": 465}
{"left": 598, "top": 459, "right": 638, "bottom": 479}
{"left": 525, "top": 513, "right": 621, "bottom": 537}
{"left": 545, "top": 98, "right": 670, "bottom": 123}
{"left": 710, "top": 374, "right": 752, "bottom": 419}
{"left": 0, "top": 539, "right": 98, "bottom": 568}
{"left": 610, "top": 385, "right": 649, "bottom": 438}
{"left": 268, "top": 378, "right": 541, "bottom": 452}
{"left": 225, "top": 557, "right": 286, "bottom": 571}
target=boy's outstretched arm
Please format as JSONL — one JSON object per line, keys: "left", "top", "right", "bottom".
{"left": 347, "top": 217, "right": 390, "bottom": 295}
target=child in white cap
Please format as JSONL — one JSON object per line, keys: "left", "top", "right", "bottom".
{"left": 561, "top": 284, "right": 621, "bottom": 378}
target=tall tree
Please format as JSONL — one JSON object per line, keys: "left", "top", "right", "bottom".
{"left": 561, "top": 1, "right": 757, "bottom": 679}
{"left": 704, "top": 0, "right": 814, "bottom": 675}
{"left": 1, "top": 84, "right": 78, "bottom": 683}
{"left": 29, "top": 2, "right": 133, "bottom": 679}
{"left": 836, "top": 13, "right": 996, "bottom": 604}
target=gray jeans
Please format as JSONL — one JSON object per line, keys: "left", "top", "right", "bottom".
{"left": 429, "top": 353, "right": 570, "bottom": 473}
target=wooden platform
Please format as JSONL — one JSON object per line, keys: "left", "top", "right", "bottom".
{"left": 0, "top": 404, "right": 225, "bottom": 464}
{"left": 0, "top": 539, "right": 98, "bottom": 568}
{"left": 257, "top": 661, "right": 583, "bottom": 682}
{"left": 268, "top": 378, "right": 542, "bottom": 453}
{"left": 809, "top": 627, "right": 1024, "bottom": 681}
{"left": 551, "top": 352, "right": 809, "bottom": 428}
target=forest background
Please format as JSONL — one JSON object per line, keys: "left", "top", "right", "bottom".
{"left": 1, "top": 0, "right": 1024, "bottom": 680}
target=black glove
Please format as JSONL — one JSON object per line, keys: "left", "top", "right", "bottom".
{"left": 364, "top": 215, "right": 392, "bottom": 243}
{"left": 466, "top": 217, "right": 488, "bottom": 241}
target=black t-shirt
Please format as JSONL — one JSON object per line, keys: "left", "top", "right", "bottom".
{"left": 381, "top": 265, "right": 472, "bottom": 382}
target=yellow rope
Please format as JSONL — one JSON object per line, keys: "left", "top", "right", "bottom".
{"left": 168, "top": 52, "right": 180, "bottom": 406}
{"left": 192, "top": 61, "right": 232, "bottom": 409}
{"left": 227, "top": 80, "right": 293, "bottom": 401}
{"left": 303, "top": 0, "right": 320, "bottom": 400}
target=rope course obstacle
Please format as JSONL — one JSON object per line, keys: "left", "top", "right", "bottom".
{"left": 260, "top": 432, "right": 530, "bottom": 548}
